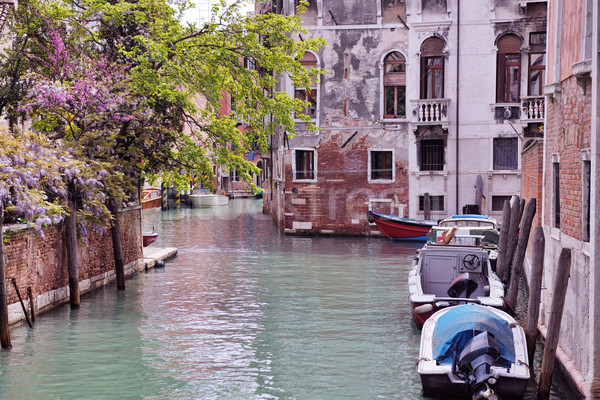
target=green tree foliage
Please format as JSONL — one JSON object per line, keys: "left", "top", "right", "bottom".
{"left": 6, "top": 0, "right": 325, "bottom": 200}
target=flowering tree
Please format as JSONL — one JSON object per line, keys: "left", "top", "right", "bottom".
{"left": 0, "top": 0, "right": 324, "bottom": 291}
{"left": 0, "top": 131, "right": 110, "bottom": 347}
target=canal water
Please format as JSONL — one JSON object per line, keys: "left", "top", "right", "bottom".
{"left": 0, "top": 199, "right": 576, "bottom": 399}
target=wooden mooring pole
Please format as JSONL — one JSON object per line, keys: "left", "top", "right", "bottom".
{"left": 502, "top": 196, "right": 522, "bottom": 283}
{"left": 526, "top": 227, "right": 545, "bottom": 366}
{"left": 506, "top": 198, "right": 536, "bottom": 309}
{"left": 423, "top": 193, "right": 431, "bottom": 221}
{"left": 537, "top": 247, "right": 572, "bottom": 400}
{"left": 496, "top": 199, "right": 512, "bottom": 282}
{"left": 27, "top": 286, "right": 35, "bottom": 323}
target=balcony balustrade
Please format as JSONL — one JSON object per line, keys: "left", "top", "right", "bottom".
{"left": 520, "top": 96, "right": 545, "bottom": 122}
{"left": 410, "top": 98, "right": 450, "bottom": 126}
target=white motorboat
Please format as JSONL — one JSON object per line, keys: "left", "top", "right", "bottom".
{"left": 417, "top": 304, "right": 529, "bottom": 399}
{"left": 189, "top": 188, "right": 229, "bottom": 208}
{"left": 408, "top": 244, "right": 505, "bottom": 327}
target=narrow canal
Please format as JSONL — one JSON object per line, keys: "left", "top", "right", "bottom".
{"left": 0, "top": 199, "right": 576, "bottom": 399}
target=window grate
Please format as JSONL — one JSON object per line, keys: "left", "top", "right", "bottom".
{"left": 419, "top": 139, "right": 444, "bottom": 171}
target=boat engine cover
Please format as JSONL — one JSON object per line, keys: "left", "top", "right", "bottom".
{"left": 457, "top": 332, "right": 501, "bottom": 395}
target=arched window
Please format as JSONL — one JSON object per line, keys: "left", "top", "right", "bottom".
{"left": 383, "top": 52, "right": 406, "bottom": 118}
{"left": 420, "top": 37, "right": 444, "bottom": 99}
{"left": 496, "top": 34, "right": 522, "bottom": 103}
{"left": 295, "top": 52, "right": 318, "bottom": 119}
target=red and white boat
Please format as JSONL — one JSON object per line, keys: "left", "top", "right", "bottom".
{"left": 367, "top": 210, "right": 436, "bottom": 241}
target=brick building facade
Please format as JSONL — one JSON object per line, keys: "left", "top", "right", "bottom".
{"left": 526, "top": 0, "right": 600, "bottom": 397}
{"left": 260, "top": 0, "right": 547, "bottom": 235}
{"left": 2, "top": 206, "right": 143, "bottom": 324}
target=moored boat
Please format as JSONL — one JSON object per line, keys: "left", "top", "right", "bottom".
{"left": 417, "top": 304, "right": 529, "bottom": 400}
{"left": 143, "top": 228, "right": 158, "bottom": 247}
{"left": 189, "top": 188, "right": 229, "bottom": 208}
{"left": 367, "top": 210, "right": 436, "bottom": 241}
{"left": 408, "top": 244, "right": 504, "bottom": 326}
{"left": 141, "top": 187, "right": 162, "bottom": 210}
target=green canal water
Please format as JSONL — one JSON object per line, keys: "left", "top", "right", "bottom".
{"left": 0, "top": 199, "right": 576, "bottom": 399}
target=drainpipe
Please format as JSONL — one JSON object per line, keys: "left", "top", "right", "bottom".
{"left": 455, "top": 0, "right": 461, "bottom": 214}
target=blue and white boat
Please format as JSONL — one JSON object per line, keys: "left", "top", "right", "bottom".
{"left": 417, "top": 304, "right": 529, "bottom": 400}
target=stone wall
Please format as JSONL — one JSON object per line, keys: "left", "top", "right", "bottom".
{"left": 2, "top": 206, "right": 143, "bottom": 324}
{"left": 540, "top": 75, "right": 592, "bottom": 384}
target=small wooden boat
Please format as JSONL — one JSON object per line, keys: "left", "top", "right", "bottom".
{"left": 367, "top": 210, "right": 436, "bottom": 241}
{"left": 141, "top": 187, "right": 162, "bottom": 210}
{"left": 189, "top": 188, "right": 229, "bottom": 208}
{"left": 143, "top": 228, "right": 158, "bottom": 247}
{"left": 408, "top": 244, "right": 504, "bottom": 327}
{"left": 417, "top": 304, "right": 529, "bottom": 400}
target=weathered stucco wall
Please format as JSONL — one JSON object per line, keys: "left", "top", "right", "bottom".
{"left": 2, "top": 206, "right": 143, "bottom": 324}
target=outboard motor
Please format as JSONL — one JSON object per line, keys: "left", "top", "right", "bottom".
{"left": 447, "top": 273, "right": 478, "bottom": 299}
{"left": 457, "top": 331, "right": 501, "bottom": 400}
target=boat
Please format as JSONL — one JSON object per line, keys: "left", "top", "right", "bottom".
{"left": 143, "top": 227, "right": 158, "bottom": 247}
{"left": 141, "top": 187, "right": 162, "bottom": 210}
{"left": 417, "top": 304, "right": 529, "bottom": 400}
{"left": 438, "top": 214, "right": 498, "bottom": 230}
{"left": 189, "top": 188, "right": 229, "bottom": 208}
{"left": 426, "top": 214, "right": 500, "bottom": 270}
{"left": 408, "top": 244, "right": 505, "bottom": 327}
{"left": 367, "top": 210, "right": 436, "bottom": 241}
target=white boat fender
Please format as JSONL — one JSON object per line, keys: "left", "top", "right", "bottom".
{"left": 414, "top": 304, "right": 434, "bottom": 314}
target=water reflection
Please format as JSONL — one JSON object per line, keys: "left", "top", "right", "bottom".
{"left": 0, "top": 199, "right": 576, "bottom": 399}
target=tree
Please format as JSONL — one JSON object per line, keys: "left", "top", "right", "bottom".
{"left": 3, "top": 0, "right": 325, "bottom": 289}
{"left": 0, "top": 130, "right": 109, "bottom": 347}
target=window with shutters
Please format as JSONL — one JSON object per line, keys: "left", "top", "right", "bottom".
{"left": 383, "top": 51, "right": 406, "bottom": 118}
{"left": 420, "top": 37, "right": 445, "bottom": 99}
{"left": 295, "top": 52, "right": 318, "bottom": 120}
{"left": 496, "top": 34, "right": 522, "bottom": 103}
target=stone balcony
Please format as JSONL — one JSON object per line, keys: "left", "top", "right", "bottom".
{"left": 410, "top": 98, "right": 450, "bottom": 127}
{"left": 520, "top": 96, "right": 545, "bottom": 123}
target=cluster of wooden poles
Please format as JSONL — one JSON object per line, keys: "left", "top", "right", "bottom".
{"left": 495, "top": 195, "right": 572, "bottom": 400}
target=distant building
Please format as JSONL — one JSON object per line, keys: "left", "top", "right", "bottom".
{"left": 260, "top": 0, "right": 546, "bottom": 235}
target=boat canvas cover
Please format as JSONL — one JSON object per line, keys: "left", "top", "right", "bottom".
{"left": 432, "top": 305, "right": 514, "bottom": 368}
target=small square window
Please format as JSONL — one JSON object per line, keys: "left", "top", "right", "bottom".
{"left": 491, "top": 195, "right": 512, "bottom": 211}
{"left": 370, "top": 151, "right": 393, "bottom": 180}
{"left": 419, "top": 195, "right": 444, "bottom": 211}
{"left": 493, "top": 138, "right": 518, "bottom": 170}
{"left": 295, "top": 149, "right": 315, "bottom": 180}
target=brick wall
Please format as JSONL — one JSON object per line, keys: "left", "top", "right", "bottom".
{"left": 2, "top": 207, "right": 142, "bottom": 315}
{"left": 543, "top": 77, "right": 591, "bottom": 239}
{"left": 280, "top": 130, "right": 409, "bottom": 235}
{"left": 520, "top": 138, "right": 543, "bottom": 229}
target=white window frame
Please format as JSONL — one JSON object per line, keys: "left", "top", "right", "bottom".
{"left": 292, "top": 148, "right": 317, "bottom": 183}
{"left": 368, "top": 149, "right": 395, "bottom": 184}
{"left": 293, "top": 50, "right": 321, "bottom": 127}
{"left": 379, "top": 49, "right": 408, "bottom": 122}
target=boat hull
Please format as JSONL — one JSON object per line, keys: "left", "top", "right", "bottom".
{"left": 367, "top": 211, "right": 435, "bottom": 241}
{"left": 143, "top": 233, "right": 158, "bottom": 247}
{"left": 190, "top": 194, "right": 229, "bottom": 208}
{"left": 420, "top": 372, "right": 528, "bottom": 400}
